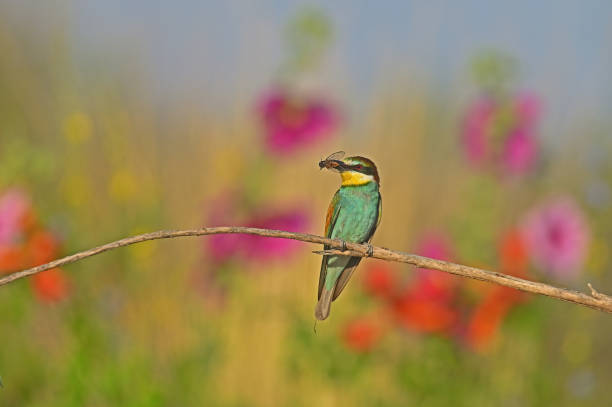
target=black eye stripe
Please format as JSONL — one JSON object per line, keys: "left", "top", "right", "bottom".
{"left": 350, "top": 164, "right": 372, "bottom": 174}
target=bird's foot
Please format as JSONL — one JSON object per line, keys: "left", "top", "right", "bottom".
{"left": 365, "top": 243, "right": 374, "bottom": 257}
{"left": 340, "top": 239, "right": 348, "bottom": 252}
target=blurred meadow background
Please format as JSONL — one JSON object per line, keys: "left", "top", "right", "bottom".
{"left": 2, "top": 1, "right": 612, "bottom": 405}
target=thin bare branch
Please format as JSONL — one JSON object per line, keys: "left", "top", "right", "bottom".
{"left": 0, "top": 226, "right": 611, "bottom": 313}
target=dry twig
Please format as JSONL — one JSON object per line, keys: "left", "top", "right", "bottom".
{"left": 0, "top": 226, "right": 611, "bottom": 313}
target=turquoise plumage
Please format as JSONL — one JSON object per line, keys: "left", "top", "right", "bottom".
{"left": 315, "top": 154, "right": 382, "bottom": 320}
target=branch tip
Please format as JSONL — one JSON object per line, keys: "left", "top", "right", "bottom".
{"left": 588, "top": 283, "right": 612, "bottom": 301}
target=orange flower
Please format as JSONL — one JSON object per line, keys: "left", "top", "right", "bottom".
{"left": 464, "top": 230, "right": 531, "bottom": 351}
{"left": 499, "top": 228, "right": 528, "bottom": 276}
{"left": 31, "top": 268, "right": 69, "bottom": 303}
{"left": 20, "top": 208, "right": 38, "bottom": 233}
{"left": 465, "top": 287, "right": 516, "bottom": 351}
{"left": 342, "top": 317, "right": 381, "bottom": 352}
{"left": 0, "top": 245, "right": 25, "bottom": 272}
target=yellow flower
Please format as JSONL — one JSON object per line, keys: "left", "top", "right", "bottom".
{"left": 109, "top": 169, "right": 137, "bottom": 202}
{"left": 60, "top": 173, "right": 91, "bottom": 207}
{"left": 63, "top": 112, "right": 93, "bottom": 144}
{"left": 212, "top": 146, "right": 245, "bottom": 184}
{"left": 128, "top": 227, "right": 157, "bottom": 264}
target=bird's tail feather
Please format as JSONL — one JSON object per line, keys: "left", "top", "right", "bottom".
{"left": 315, "top": 288, "right": 334, "bottom": 320}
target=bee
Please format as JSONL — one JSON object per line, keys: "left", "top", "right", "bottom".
{"left": 318, "top": 151, "right": 345, "bottom": 171}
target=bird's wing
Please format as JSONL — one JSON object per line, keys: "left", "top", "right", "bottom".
{"left": 318, "top": 190, "right": 342, "bottom": 300}
{"left": 332, "top": 193, "right": 382, "bottom": 300}
{"left": 331, "top": 257, "right": 362, "bottom": 300}
{"left": 324, "top": 190, "right": 341, "bottom": 238}
{"left": 375, "top": 192, "right": 382, "bottom": 233}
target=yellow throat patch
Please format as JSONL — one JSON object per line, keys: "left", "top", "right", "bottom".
{"left": 341, "top": 171, "right": 374, "bottom": 186}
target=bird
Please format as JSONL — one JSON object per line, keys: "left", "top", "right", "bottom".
{"left": 315, "top": 151, "right": 382, "bottom": 320}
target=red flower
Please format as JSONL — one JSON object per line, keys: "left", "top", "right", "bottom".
{"left": 390, "top": 233, "right": 459, "bottom": 334}
{"left": 356, "top": 230, "right": 530, "bottom": 351}
{"left": 363, "top": 262, "right": 397, "bottom": 300}
{"left": 31, "top": 268, "right": 69, "bottom": 303}
{"left": 0, "top": 188, "right": 69, "bottom": 302}
{"left": 342, "top": 317, "right": 381, "bottom": 352}
{"left": 28, "top": 230, "right": 60, "bottom": 266}
{"left": 392, "top": 292, "right": 458, "bottom": 334}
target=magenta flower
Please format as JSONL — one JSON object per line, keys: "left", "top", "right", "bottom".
{"left": 417, "top": 233, "right": 454, "bottom": 262}
{"left": 503, "top": 128, "right": 537, "bottom": 173}
{"left": 462, "top": 97, "right": 495, "bottom": 165}
{"left": 0, "top": 189, "right": 31, "bottom": 245}
{"left": 461, "top": 92, "right": 541, "bottom": 174}
{"left": 204, "top": 192, "right": 309, "bottom": 264}
{"left": 204, "top": 191, "right": 244, "bottom": 264}
{"left": 413, "top": 233, "right": 457, "bottom": 302}
{"left": 521, "top": 198, "right": 590, "bottom": 279}
{"left": 243, "top": 210, "right": 309, "bottom": 262}
{"left": 258, "top": 88, "right": 338, "bottom": 155}
{"left": 515, "top": 92, "right": 541, "bottom": 126}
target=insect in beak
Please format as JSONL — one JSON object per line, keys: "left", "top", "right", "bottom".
{"left": 318, "top": 159, "right": 343, "bottom": 172}
{"left": 318, "top": 151, "right": 346, "bottom": 172}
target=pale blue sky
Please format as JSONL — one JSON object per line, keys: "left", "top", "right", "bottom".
{"left": 5, "top": 1, "right": 612, "bottom": 138}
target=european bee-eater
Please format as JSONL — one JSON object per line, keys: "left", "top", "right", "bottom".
{"left": 316, "top": 152, "right": 382, "bottom": 320}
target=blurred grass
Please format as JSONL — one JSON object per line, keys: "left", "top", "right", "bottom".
{"left": 1, "top": 7, "right": 612, "bottom": 407}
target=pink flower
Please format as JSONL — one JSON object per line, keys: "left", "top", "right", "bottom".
{"left": 242, "top": 210, "right": 309, "bottom": 262}
{"left": 0, "top": 189, "right": 31, "bottom": 245}
{"left": 515, "top": 92, "right": 541, "bottom": 126}
{"left": 258, "top": 88, "right": 338, "bottom": 155}
{"left": 461, "top": 92, "right": 541, "bottom": 175}
{"left": 521, "top": 198, "right": 590, "bottom": 279}
{"left": 204, "top": 192, "right": 309, "bottom": 264}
